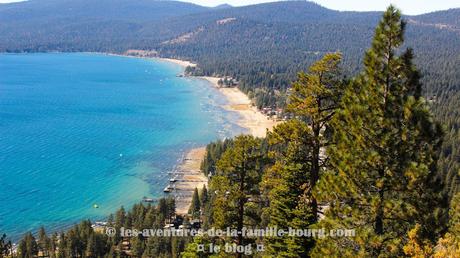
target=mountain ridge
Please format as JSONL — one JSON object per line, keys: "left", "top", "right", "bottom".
{"left": 0, "top": 0, "right": 458, "bottom": 102}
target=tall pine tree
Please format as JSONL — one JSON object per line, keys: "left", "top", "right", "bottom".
{"left": 313, "top": 6, "right": 445, "bottom": 257}
{"left": 263, "top": 53, "right": 343, "bottom": 257}
{"left": 189, "top": 187, "right": 201, "bottom": 218}
{"left": 211, "top": 135, "right": 263, "bottom": 257}
{"left": 18, "top": 232, "right": 38, "bottom": 258}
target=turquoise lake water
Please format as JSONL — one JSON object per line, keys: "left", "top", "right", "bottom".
{"left": 0, "top": 53, "right": 245, "bottom": 240}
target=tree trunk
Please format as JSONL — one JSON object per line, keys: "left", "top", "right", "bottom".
{"left": 311, "top": 121, "right": 320, "bottom": 221}
{"left": 237, "top": 157, "right": 246, "bottom": 258}
{"left": 375, "top": 168, "right": 384, "bottom": 235}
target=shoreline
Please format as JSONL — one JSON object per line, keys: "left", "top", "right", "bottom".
{"left": 152, "top": 57, "right": 278, "bottom": 138}
{"left": 154, "top": 55, "right": 279, "bottom": 215}
{"left": 103, "top": 51, "right": 279, "bottom": 138}
{"left": 196, "top": 76, "right": 279, "bottom": 138}
{"left": 172, "top": 147, "right": 208, "bottom": 215}
{"left": 113, "top": 51, "right": 279, "bottom": 215}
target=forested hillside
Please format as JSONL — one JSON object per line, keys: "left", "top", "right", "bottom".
{"left": 411, "top": 8, "right": 460, "bottom": 27}
{"left": 0, "top": 2, "right": 457, "bottom": 80}
{"left": 2, "top": 1, "right": 457, "bottom": 107}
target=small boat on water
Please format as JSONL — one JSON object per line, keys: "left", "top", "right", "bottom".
{"left": 169, "top": 177, "right": 178, "bottom": 183}
{"left": 142, "top": 197, "right": 155, "bottom": 203}
{"left": 164, "top": 184, "right": 174, "bottom": 193}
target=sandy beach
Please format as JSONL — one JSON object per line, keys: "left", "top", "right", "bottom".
{"left": 110, "top": 50, "right": 198, "bottom": 68}
{"left": 172, "top": 147, "right": 208, "bottom": 215}
{"left": 160, "top": 58, "right": 197, "bottom": 68}
{"left": 122, "top": 53, "right": 279, "bottom": 214}
{"left": 148, "top": 56, "right": 278, "bottom": 137}
{"left": 197, "top": 76, "right": 278, "bottom": 138}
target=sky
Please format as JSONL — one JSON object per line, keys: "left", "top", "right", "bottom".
{"left": 0, "top": 0, "right": 459, "bottom": 15}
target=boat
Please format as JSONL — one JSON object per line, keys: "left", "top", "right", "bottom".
{"left": 142, "top": 197, "right": 155, "bottom": 203}
{"left": 164, "top": 184, "right": 174, "bottom": 193}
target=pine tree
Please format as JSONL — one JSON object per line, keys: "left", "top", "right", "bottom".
{"left": 189, "top": 187, "right": 201, "bottom": 218}
{"left": 263, "top": 120, "right": 315, "bottom": 257}
{"left": 114, "top": 206, "right": 126, "bottom": 243}
{"left": 263, "top": 53, "right": 343, "bottom": 257}
{"left": 0, "top": 234, "right": 12, "bottom": 258}
{"left": 211, "top": 135, "right": 263, "bottom": 256}
{"left": 405, "top": 192, "right": 460, "bottom": 257}
{"left": 85, "top": 234, "right": 96, "bottom": 257}
{"left": 288, "top": 52, "right": 344, "bottom": 216}
{"left": 313, "top": 6, "right": 445, "bottom": 257}
{"left": 200, "top": 184, "right": 208, "bottom": 207}
{"left": 38, "top": 226, "right": 50, "bottom": 257}
{"left": 49, "top": 233, "right": 58, "bottom": 258}
{"left": 131, "top": 235, "right": 146, "bottom": 258}
{"left": 18, "top": 232, "right": 38, "bottom": 258}
{"left": 432, "top": 192, "right": 460, "bottom": 257}
{"left": 56, "top": 233, "right": 66, "bottom": 258}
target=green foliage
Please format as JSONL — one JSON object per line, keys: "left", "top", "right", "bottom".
{"left": 407, "top": 192, "right": 460, "bottom": 257}
{"left": 18, "top": 232, "right": 38, "bottom": 258}
{"left": 0, "top": 234, "right": 12, "bottom": 258}
{"left": 262, "top": 52, "right": 344, "bottom": 256}
{"left": 313, "top": 6, "right": 446, "bottom": 257}
{"left": 189, "top": 188, "right": 202, "bottom": 218}
{"left": 181, "top": 236, "right": 215, "bottom": 258}
{"left": 448, "top": 192, "right": 460, "bottom": 236}
{"left": 14, "top": 199, "right": 178, "bottom": 258}
{"left": 38, "top": 227, "right": 51, "bottom": 257}
{"left": 433, "top": 92, "right": 460, "bottom": 200}
{"left": 263, "top": 121, "right": 315, "bottom": 257}
{"left": 212, "top": 135, "right": 264, "bottom": 246}
{"left": 201, "top": 139, "right": 233, "bottom": 177}
{"left": 193, "top": 136, "right": 270, "bottom": 257}
{"left": 200, "top": 185, "right": 209, "bottom": 208}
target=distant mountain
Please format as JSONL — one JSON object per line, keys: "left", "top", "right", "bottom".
{"left": 213, "top": 4, "right": 233, "bottom": 9}
{"left": 0, "top": 0, "right": 210, "bottom": 52}
{"left": 155, "top": 2, "right": 459, "bottom": 97}
{"left": 0, "top": 0, "right": 208, "bottom": 22}
{"left": 0, "top": 0, "right": 458, "bottom": 100}
{"left": 411, "top": 8, "right": 460, "bottom": 27}
{"left": 206, "top": 1, "right": 381, "bottom": 24}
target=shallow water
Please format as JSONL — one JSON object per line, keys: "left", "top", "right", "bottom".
{"left": 0, "top": 53, "right": 245, "bottom": 240}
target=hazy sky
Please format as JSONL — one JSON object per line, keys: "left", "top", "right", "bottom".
{"left": 0, "top": 0, "right": 459, "bottom": 15}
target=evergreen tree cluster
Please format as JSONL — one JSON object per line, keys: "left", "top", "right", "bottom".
{"left": 200, "top": 139, "right": 234, "bottom": 177}
{"left": 11, "top": 198, "right": 184, "bottom": 258}
{"left": 183, "top": 6, "right": 458, "bottom": 257}
{"left": 433, "top": 92, "right": 460, "bottom": 199}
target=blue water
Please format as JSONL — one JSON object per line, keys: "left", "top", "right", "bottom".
{"left": 0, "top": 53, "right": 245, "bottom": 240}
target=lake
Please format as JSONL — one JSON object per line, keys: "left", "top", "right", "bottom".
{"left": 0, "top": 53, "right": 244, "bottom": 240}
